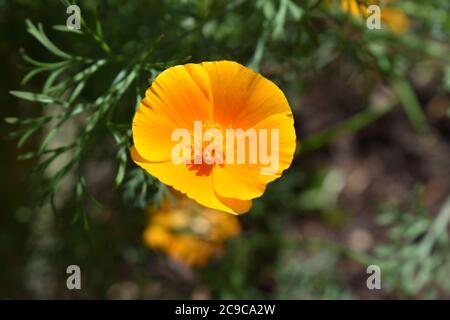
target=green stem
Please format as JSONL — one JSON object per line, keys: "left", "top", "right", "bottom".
{"left": 391, "top": 77, "right": 428, "bottom": 133}
{"left": 300, "top": 105, "right": 392, "bottom": 154}
{"left": 418, "top": 196, "right": 450, "bottom": 257}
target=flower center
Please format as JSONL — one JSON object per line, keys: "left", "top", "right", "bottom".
{"left": 187, "top": 120, "right": 228, "bottom": 176}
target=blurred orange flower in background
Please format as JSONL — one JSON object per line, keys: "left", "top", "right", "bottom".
{"left": 131, "top": 61, "right": 296, "bottom": 214}
{"left": 340, "top": 0, "right": 410, "bottom": 33}
{"left": 143, "top": 193, "right": 241, "bottom": 267}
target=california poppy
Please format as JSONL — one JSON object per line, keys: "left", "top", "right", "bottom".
{"left": 143, "top": 194, "right": 241, "bottom": 267}
{"left": 340, "top": 0, "right": 410, "bottom": 33}
{"left": 132, "top": 61, "right": 296, "bottom": 214}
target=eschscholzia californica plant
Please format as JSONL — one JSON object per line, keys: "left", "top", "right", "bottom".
{"left": 143, "top": 194, "right": 241, "bottom": 267}
{"left": 340, "top": 0, "right": 410, "bottom": 33}
{"left": 131, "top": 61, "right": 296, "bottom": 214}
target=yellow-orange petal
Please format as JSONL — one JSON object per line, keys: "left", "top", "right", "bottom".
{"left": 212, "top": 113, "right": 296, "bottom": 200}
{"left": 382, "top": 8, "right": 410, "bottom": 33}
{"left": 200, "top": 61, "right": 293, "bottom": 129}
{"left": 340, "top": 0, "right": 366, "bottom": 18}
{"left": 131, "top": 146, "right": 251, "bottom": 214}
{"left": 133, "top": 64, "right": 213, "bottom": 161}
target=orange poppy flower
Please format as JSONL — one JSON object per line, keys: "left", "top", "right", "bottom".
{"left": 143, "top": 193, "right": 241, "bottom": 267}
{"left": 340, "top": 0, "right": 410, "bottom": 33}
{"left": 131, "top": 61, "right": 296, "bottom": 214}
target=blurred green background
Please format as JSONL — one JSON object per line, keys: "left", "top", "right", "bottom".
{"left": 1, "top": 0, "right": 450, "bottom": 299}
